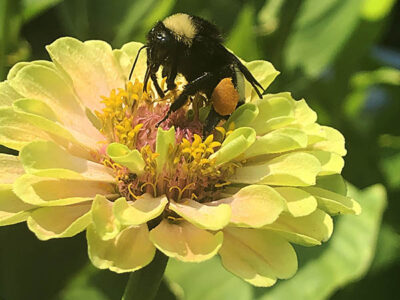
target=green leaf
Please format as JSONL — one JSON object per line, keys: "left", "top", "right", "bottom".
{"left": 165, "top": 257, "right": 253, "bottom": 300}
{"left": 361, "top": 0, "right": 397, "bottom": 21}
{"left": 226, "top": 3, "right": 260, "bottom": 61}
{"left": 22, "top": 0, "right": 63, "bottom": 22}
{"left": 344, "top": 67, "right": 400, "bottom": 118}
{"left": 57, "top": 263, "right": 129, "bottom": 300}
{"left": 369, "top": 224, "right": 400, "bottom": 272}
{"left": 284, "top": 0, "right": 363, "bottom": 77}
{"left": 0, "top": 0, "right": 24, "bottom": 80}
{"left": 379, "top": 146, "right": 400, "bottom": 190}
{"left": 112, "top": 0, "right": 158, "bottom": 46}
{"left": 164, "top": 185, "right": 386, "bottom": 299}
{"left": 0, "top": 225, "right": 88, "bottom": 300}
{"left": 258, "top": 184, "right": 387, "bottom": 300}
{"left": 135, "top": 0, "right": 176, "bottom": 40}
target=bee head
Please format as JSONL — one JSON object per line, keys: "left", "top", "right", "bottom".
{"left": 146, "top": 21, "right": 175, "bottom": 63}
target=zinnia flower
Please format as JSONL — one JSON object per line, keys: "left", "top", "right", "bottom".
{"left": 0, "top": 37, "right": 360, "bottom": 287}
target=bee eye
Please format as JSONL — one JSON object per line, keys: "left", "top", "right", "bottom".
{"left": 156, "top": 32, "right": 168, "bottom": 42}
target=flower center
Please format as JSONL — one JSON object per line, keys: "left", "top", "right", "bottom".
{"left": 96, "top": 80, "right": 238, "bottom": 203}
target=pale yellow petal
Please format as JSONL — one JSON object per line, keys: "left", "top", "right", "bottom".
{"left": 303, "top": 186, "right": 361, "bottom": 215}
{"left": 243, "top": 128, "right": 308, "bottom": 158}
{"left": 293, "top": 99, "right": 317, "bottom": 125}
{"left": 0, "top": 185, "right": 35, "bottom": 226}
{"left": 46, "top": 37, "right": 125, "bottom": 112}
{"left": 107, "top": 143, "right": 145, "bottom": 175}
{"left": 219, "top": 228, "right": 297, "bottom": 287}
{"left": 9, "top": 63, "right": 102, "bottom": 141}
{"left": 0, "top": 154, "right": 25, "bottom": 184}
{"left": 306, "top": 150, "right": 344, "bottom": 175}
{"left": 118, "top": 42, "right": 148, "bottom": 80}
{"left": 20, "top": 141, "right": 114, "bottom": 182}
{"left": 149, "top": 219, "right": 223, "bottom": 262}
{"left": 216, "top": 185, "right": 285, "bottom": 228}
{"left": 27, "top": 202, "right": 91, "bottom": 240}
{"left": 210, "top": 127, "right": 256, "bottom": 165}
{"left": 13, "top": 174, "right": 114, "bottom": 206}
{"left": 155, "top": 127, "right": 175, "bottom": 174}
{"left": 0, "top": 81, "right": 21, "bottom": 107}
{"left": 169, "top": 198, "right": 231, "bottom": 231}
{"left": 113, "top": 194, "right": 168, "bottom": 226}
{"left": 91, "top": 195, "right": 120, "bottom": 240}
{"left": 231, "top": 152, "right": 321, "bottom": 186}
{"left": 12, "top": 98, "right": 100, "bottom": 151}
{"left": 311, "top": 126, "right": 347, "bottom": 156}
{"left": 0, "top": 107, "right": 52, "bottom": 150}
{"left": 316, "top": 174, "right": 347, "bottom": 196}
{"left": 87, "top": 224, "right": 155, "bottom": 273}
{"left": 244, "top": 60, "right": 280, "bottom": 102}
{"left": 262, "top": 209, "right": 333, "bottom": 246}
{"left": 250, "top": 93, "right": 296, "bottom": 135}
{"left": 274, "top": 187, "right": 317, "bottom": 217}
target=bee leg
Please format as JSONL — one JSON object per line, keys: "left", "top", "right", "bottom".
{"left": 203, "top": 107, "right": 223, "bottom": 136}
{"left": 156, "top": 72, "right": 219, "bottom": 127}
{"left": 151, "top": 73, "right": 165, "bottom": 98}
{"left": 232, "top": 56, "right": 264, "bottom": 99}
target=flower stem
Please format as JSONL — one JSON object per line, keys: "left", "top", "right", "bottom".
{"left": 122, "top": 250, "right": 169, "bottom": 300}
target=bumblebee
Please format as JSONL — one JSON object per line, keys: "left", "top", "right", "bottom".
{"left": 129, "top": 13, "right": 264, "bottom": 133}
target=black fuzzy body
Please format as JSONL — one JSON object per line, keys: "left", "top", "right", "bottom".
{"left": 142, "top": 14, "right": 263, "bottom": 133}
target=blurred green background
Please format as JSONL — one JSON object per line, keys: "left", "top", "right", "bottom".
{"left": 0, "top": 0, "right": 399, "bottom": 299}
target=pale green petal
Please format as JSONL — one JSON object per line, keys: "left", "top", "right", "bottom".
{"left": 216, "top": 185, "right": 285, "bottom": 228}
{"left": 306, "top": 150, "right": 344, "bottom": 175}
{"left": 91, "top": 195, "right": 120, "bottom": 240}
{"left": 169, "top": 198, "right": 231, "bottom": 231}
{"left": 149, "top": 219, "right": 223, "bottom": 262}
{"left": 0, "top": 154, "right": 25, "bottom": 184}
{"left": 274, "top": 187, "right": 317, "bottom": 217}
{"left": 243, "top": 128, "right": 308, "bottom": 158}
{"left": 249, "top": 93, "right": 295, "bottom": 135}
{"left": 87, "top": 224, "right": 155, "bottom": 273}
{"left": 13, "top": 174, "right": 114, "bottom": 206}
{"left": 0, "top": 185, "right": 35, "bottom": 226}
{"left": 8, "top": 63, "right": 101, "bottom": 140}
{"left": 20, "top": 141, "right": 114, "bottom": 182}
{"left": 231, "top": 152, "right": 321, "bottom": 186}
{"left": 219, "top": 228, "right": 297, "bottom": 287}
{"left": 47, "top": 37, "right": 125, "bottom": 112}
{"left": 225, "top": 103, "right": 259, "bottom": 129}
{"left": 113, "top": 194, "right": 168, "bottom": 226}
{"left": 303, "top": 186, "right": 361, "bottom": 215}
{"left": 316, "top": 174, "right": 347, "bottom": 196}
{"left": 117, "top": 42, "right": 148, "bottom": 80}
{"left": 262, "top": 209, "right": 333, "bottom": 246}
{"left": 0, "top": 81, "right": 21, "bottom": 107}
{"left": 107, "top": 143, "right": 145, "bottom": 175}
{"left": 210, "top": 127, "right": 256, "bottom": 165}
{"left": 13, "top": 98, "right": 99, "bottom": 151}
{"left": 27, "top": 202, "right": 91, "bottom": 240}
{"left": 7, "top": 60, "right": 58, "bottom": 80}
{"left": 302, "top": 123, "right": 326, "bottom": 145}
{"left": 244, "top": 60, "right": 280, "bottom": 102}
{"left": 311, "top": 126, "right": 347, "bottom": 156}
{"left": 293, "top": 99, "right": 317, "bottom": 125}
{"left": 156, "top": 127, "right": 175, "bottom": 174}
{"left": 0, "top": 107, "right": 52, "bottom": 150}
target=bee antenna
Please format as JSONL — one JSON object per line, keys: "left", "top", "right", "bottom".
{"left": 128, "top": 45, "right": 148, "bottom": 81}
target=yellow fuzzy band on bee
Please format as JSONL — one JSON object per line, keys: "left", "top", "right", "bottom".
{"left": 163, "top": 13, "right": 197, "bottom": 45}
